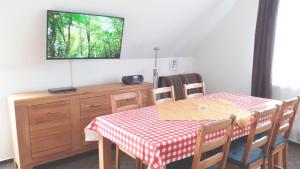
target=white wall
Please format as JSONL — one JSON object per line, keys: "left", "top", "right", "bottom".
{"left": 0, "top": 57, "right": 192, "bottom": 160}
{"left": 0, "top": 0, "right": 198, "bottom": 160}
{"left": 0, "top": 0, "right": 260, "bottom": 160}
{"left": 193, "top": 0, "right": 259, "bottom": 95}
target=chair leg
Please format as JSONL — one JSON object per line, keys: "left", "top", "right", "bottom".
{"left": 116, "top": 145, "right": 120, "bottom": 169}
{"left": 136, "top": 159, "right": 143, "bottom": 169}
{"left": 268, "top": 151, "right": 274, "bottom": 169}
{"left": 282, "top": 144, "right": 288, "bottom": 169}
{"left": 274, "top": 151, "right": 280, "bottom": 167}
{"left": 262, "top": 158, "right": 267, "bottom": 169}
{"left": 279, "top": 149, "right": 284, "bottom": 167}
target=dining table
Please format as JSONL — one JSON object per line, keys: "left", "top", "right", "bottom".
{"left": 85, "top": 92, "right": 281, "bottom": 169}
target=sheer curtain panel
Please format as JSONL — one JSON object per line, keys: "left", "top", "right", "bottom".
{"left": 272, "top": 1, "right": 300, "bottom": 143}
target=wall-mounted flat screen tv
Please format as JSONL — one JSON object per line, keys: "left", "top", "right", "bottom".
{"left": 47, "top": 10, "right": 124, "bottom": 59}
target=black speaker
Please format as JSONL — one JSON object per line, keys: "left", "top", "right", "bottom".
{"left": 122, "top": 75, "right": 144, "bottom": 85}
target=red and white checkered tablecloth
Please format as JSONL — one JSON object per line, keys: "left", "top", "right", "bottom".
{"left": 85, "top": 92, "right": 277, "bottom": 169}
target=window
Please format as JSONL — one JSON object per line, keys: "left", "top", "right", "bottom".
{"left": 272, "top": 1, "right": 300, "bottom": 87}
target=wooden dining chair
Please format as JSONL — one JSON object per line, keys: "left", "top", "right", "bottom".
{"left": 111, "top": 91, "right": 144, "bottom": 169}
{"left": 191, "top": 115, "right": 236, "bottom": 169}
{"left": 152, "top": 86, "right": 175, "bottom": 105}
{"left": 226, "top": 106, "right": 279, "bottom": 169}
{"left": 268, "top": 96, "right": 300, "bottom": 169}
{"left": 184, "top": 82, "right": 206, "bottom": 99}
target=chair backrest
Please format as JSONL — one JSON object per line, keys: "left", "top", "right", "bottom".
{"left": 152, "top": 86, "right": 175, "bottom": 105}
{"left": 191, "top": 115, "right": 236, "bottom": 169}
{"left": 241, "top": 106, "right": 279, "bottom": 165}
{"left": 158, "top": 73, "right": 203, "bottom": 100}
{"left": 111, "top": 91, "right": 142, "bottom": 113}
{"left": 184, "top": 82, "right": 205, "bottom": 99}
{"left": 271, "top": 96, "right": 300, "bottom": 147}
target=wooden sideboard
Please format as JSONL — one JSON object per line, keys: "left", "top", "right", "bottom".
{"left": 8, "top": 82, "right": 153, "bottom": 169}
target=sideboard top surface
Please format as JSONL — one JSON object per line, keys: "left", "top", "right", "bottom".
{"left": 9, "top": 82, "right": 153, "bottom": 104}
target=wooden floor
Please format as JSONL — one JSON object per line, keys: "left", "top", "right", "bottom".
{"left": 1, "top": 143, "right": 300, "bottom": 169}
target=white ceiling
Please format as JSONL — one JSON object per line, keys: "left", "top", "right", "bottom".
{"left": 107, "top": 0, "right": 240, "bottom": 58}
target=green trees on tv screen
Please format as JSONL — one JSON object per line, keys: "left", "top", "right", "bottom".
{"left": 47, "top": 11, "right": 124, "bottom": 59}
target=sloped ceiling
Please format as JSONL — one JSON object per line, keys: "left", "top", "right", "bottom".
{"left": 94, "top": 0, "right": 239, "bottom": 58}
{"left": 107, "top": 0, "right": 239, "bottom": 58}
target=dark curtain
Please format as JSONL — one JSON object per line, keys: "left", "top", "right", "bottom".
{"left": 251, "top": 0, "right": 280, "bottom": 98}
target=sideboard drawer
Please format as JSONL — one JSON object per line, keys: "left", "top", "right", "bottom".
{"left": 80, "top": 96, "right": 112, "bottom": 119}
{"left": 28, "top": 101, "right": 71, "bottom": 126}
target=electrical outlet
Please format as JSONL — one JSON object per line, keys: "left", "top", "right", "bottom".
{"left": 169, "top": 58, "right": 178, "bottom": 71}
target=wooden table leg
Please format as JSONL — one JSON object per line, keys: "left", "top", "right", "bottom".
{"left": 98, "top": 135, "right": 112, "bottom": 169}
{"left": 13, "top": 159, "right": 18, "bottom": 168}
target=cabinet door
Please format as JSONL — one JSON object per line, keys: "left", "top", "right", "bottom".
{"left": 28, "top": 101, "right": 72, "bottom": 159}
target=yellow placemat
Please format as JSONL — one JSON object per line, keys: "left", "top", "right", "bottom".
{"left": 158, "top": 99, "right": 250, "bottom": 128}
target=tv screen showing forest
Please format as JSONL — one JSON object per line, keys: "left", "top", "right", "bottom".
{"left": 47, "top": 11, "right": 124, "bottom": 59}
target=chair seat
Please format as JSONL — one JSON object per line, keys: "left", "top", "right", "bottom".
{"left": 256, "top": 133, "right": 287, "bottom": 149}
{"left": 228, "top": 139, "right": 265, "bottom": 169}
{"left": 166, "top": 156, "right": 219, "bottom": 169}
{"left": 272, "top": 135, "right": 287, "bottom": 148}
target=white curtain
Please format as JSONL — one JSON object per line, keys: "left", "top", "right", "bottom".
{"left": 272, "top": 1, "right": 300, "bottom": 143}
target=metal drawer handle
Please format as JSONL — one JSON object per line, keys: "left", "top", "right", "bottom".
{"left": 48, "top": 111, "right": 60, "bottom": 115}
{"left": 89, "top": 104, "right": 102, "bottom": 108}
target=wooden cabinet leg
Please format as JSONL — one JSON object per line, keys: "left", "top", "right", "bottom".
{"left": 19, "top": 164, "right": 33, "bottom": 169}
{"left": 98, "top": 135, "right": 112, "bottom": 169}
